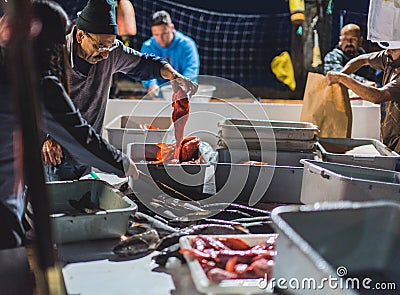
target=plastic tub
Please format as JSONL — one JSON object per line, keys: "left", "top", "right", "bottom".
{"left": 217, "top": 148, "right": 315, "bottom": 167}
{"left": 48, "top": 180, "right": 137, "bottom": 243}
{"left": 218, "top": 118, "right": 318, "bottom": 141}
{"left": 271, "top": 201, "right": 400, "bottom": 295}
{"left": 215, "top": 163, "right": 303, "bottom": 204}
{"left": 104, "top": 115, "right": 172, "bottom": 151}
{"left": 131, "top": 162, "right": 210, "bottom": 200}
{"left": 316, "top": 137, "right": 399, "bottom": 170}
{"left": 300, "top": 159, "right": 400, "bottom": 204}
{"left": 214, "top": 149, "right": 316, "bottom": 204}
{"left": 217, "top": 136, "right": 317, "bottom": 151}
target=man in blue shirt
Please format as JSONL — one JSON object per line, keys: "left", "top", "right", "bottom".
{"left": 141, "top": 10, "right": 200, "bottom": 99}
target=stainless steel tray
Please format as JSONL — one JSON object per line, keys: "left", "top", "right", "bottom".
{"left": 300, "top": 159, "right": 400, "bottom": 204}
{"left": 214, "top": 148, "right": 316, "bottom": 204}
{"left": 217, "top": 148, "right": 316, "bottom": 167}
{"left": 218, "top": 118, "right": 318, "bottom": 141}
{"left": 104, "top": 115, "right": 172, "bottom": 151}
{"left": 214, "top": 163, "right": 303, "bottom": 204}
{"left": 128, "top": 141, "right": 215, "bottom": 200}
{"left": 217, "top": 135, "right": 317, "bottom": 151}
{"left": 271, "top": 201, "right": 400, "bottom": 295}
{"left": 48, "top": 180, "right": 137, "bottom": 243}
{"left": 317, "top": 137, "right": 399, "bottom": 170}
{"left": 132, "top": 162, "right": 211, "bottom": 200}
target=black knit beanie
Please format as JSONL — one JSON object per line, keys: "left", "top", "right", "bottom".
{"left": 76, "top": 0, "right": 118, "bottom": 35}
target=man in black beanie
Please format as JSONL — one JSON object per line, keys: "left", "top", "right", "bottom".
{"left": 42, "top": 0, "right": 198, "bottom": 181}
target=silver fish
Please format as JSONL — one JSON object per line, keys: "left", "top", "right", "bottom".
{"left": 134, "top": 212, "right": 178, "bottom": 235}
{"left": 113, "top": 224, "right": 160, "bottom": 257}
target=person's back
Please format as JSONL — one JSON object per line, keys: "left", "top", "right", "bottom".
{"left": 324, "top": 23, "right": 376, "bottom": 83}
{"left": 141, "top": 10, "right": 199, "bottom": 98}
{"left": 0, "top": 0, "right": 73, "bottom": 250}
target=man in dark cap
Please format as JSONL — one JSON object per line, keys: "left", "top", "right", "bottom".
{"left": 42, "top": 0, "right": 198, "bottom": 181}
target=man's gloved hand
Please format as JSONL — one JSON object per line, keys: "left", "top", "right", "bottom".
{"left": 42, "top": 137, "right": 63, "bottom": 165}
{"left": 171, "top": 75, "right": 198, "bottom": 97}
{"left": 160, "top": 64, "right": 198, "bottom": 97}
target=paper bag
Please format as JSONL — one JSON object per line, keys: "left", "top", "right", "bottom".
{"left": 300, "top": 72, "right": 352, "bottom": 138}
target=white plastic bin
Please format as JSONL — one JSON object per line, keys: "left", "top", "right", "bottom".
{"left": 317, "top": 137, "right": 399, "bottom": 170}
{"left": 214, "top": 149, "right": 316, "bottom": 204}
{"left": 218, "top": 118, "right": 318, "bottom": 141}
{"left": 300, "top": 159, "right": 400, "bottom": 204}
{"left": 271, "top": 201, "right": 400, "bottom": 295}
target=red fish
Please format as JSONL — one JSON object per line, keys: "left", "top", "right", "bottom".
{"left": 140, "top": 123, "right": 159, "bottom": 130}
{"left": 152, "top": 136, "right": 200, "bottom": 164}
{"left": 172, "top": 87, "right": 190, "bottom": 160}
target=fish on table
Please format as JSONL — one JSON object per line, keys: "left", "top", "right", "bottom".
{"left": 112, "top": 223, "right": 160, "bottom": 257}
{"left": 68, "top": 191, "right": 105, "bottom": 214}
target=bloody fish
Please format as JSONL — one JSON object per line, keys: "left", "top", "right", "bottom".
{"left": 179, "top": 136, "right": 200, "bottom": 163}
{"left": 179, "top": 235, "right": 277, "bottom": 282}
{"left": 172, "top": 87, "right": 190, "bottom": 160}
{"left": 152, "top": 136, "right": 201, "bottom": 164}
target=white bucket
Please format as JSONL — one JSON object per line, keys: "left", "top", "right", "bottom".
{"left": 160, "top": 84, "right": 216, "bottom": 102}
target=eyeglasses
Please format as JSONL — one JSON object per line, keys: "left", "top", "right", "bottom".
{"left": 84, "top": 32, "right": 118, "bottom": 53}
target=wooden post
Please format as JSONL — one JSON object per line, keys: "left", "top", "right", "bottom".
{"left": 6, "top": 1, "right": 65, "bottom": 294}
{"left": 290, "top": 21, "right": 305, "bottom": 99}
{"left": 303, "top": 0, "right": 332, "bottom": 74}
